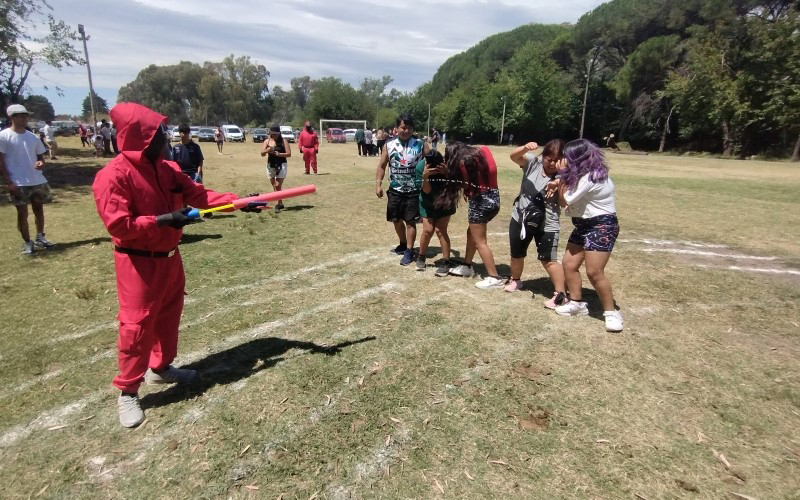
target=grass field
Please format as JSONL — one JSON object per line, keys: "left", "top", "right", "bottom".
{"left": 1, "top": 136, "right": 799, "bottom": 499}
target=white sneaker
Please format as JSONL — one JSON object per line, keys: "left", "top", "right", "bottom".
{"left": 34, "top": 233, "right": 54, "bottom": 248}
{"left": 554, "top": 300, "right": 589, "bottom": 317}
{"left": 145, "top": 365, "right": 198, "bottom": 385}
{"left": 118, "top": 393, "right": 145, "bottom": 428}
{"left": 21, "top": 241, "right": 34, "bottom": 255}
{"left": 448, "top": 264, "right": 474, "bottom": 277}
{"left": 475, "top": 276, "right": 505, "bottom": 289}
{"left": 604, "top": 310, "right": 624, "bottom": 332}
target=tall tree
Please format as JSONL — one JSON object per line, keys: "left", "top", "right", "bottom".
{"left": 22, "top": 94, "right": 54, "bottom": 120}
{"left": 81, "top": 89, "right": 108, "bottom": 118}
{"left": 0, "top": 0, "right": 82, "bottom": 111}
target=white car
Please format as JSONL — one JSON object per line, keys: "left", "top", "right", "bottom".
{"left": 171, "top": 127, "right": 181, "bottom": 141}
{"left": 222, "top": 124, "right": 245, "bottom": 142}
{"left": 343, "top": 129, "right": 357, "bottom": 142}
{"left": 280, "top": 125, "right": 295, "bottom": 143}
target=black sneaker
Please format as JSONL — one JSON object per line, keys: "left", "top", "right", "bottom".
{"left": 416, "top": 255, "right": 426, "bottom": 271}
{"left": 434, "top": 260, "right": 451, "bottom": 277}
{"left": 391, "top": 243, "right": 406, "bottom": 255}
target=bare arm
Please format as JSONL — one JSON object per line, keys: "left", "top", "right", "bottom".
{"left": 510, "top": 142, "right": 538, "bottom": 167}
{"left": 0, "top": 152, "right": 17, "bottom": 193}
{"left": 375, "top": 146, "right": 389, "bottom": 198}
{"left": 261, "top": 139, "right": 271, "bottom": 157}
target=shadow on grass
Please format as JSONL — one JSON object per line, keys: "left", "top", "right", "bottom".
{"left": 180, "top": 233, "right": 223, "bottom": 244}
{"left": 140, "top": 335, "right": 376, "bottom": 409}
{"left": 27, "top": 236, "right": 110, "bottom": 256}
{"left": 521, "top": 277, "right": 617, "bottom": 320}
{"left": 422, "top": 246, "right": 461, "bottom": 259}
{"left": 281, "top": 204, "right": 315, "bottom": 212}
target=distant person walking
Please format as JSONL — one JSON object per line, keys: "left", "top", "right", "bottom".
{"left": 110, "top": 123, "right": 119, "bottom": 154}
{"left": 0, "top": 104, "right": 55, "bottom": 255}
{"left": 355, "top": 128, "right": 366, "bottom": 156}
{"left": 42, "top": 120, "right": 58, "bottom": 160}
{"left": 431, "top": 128, "right": 440, "bottom": 151}
{"left": 364, "top": 128, "right": 374, "bottom": 157}
{"left": 172, "top": 123, "right": 204, "bottom": 182}
{"left": 298, "top": 121, "right": 319, "bottom": 175}
{"left": 214, "top": 126, "right": 224, "bottom": 154}
{"left": 375, "top": 128, "right": 387, "bottom": 154}
{"left": 79, "top": 122, "right": 89, "bottom": 147}
{"left": 262, "top": 124, "right": 291, "bottom": 212}
{"left": 100, "top": 120, "right": 112, "bottom": 156}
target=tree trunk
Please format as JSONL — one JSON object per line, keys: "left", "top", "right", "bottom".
{"left": 659, "top": 105, "right": 675, "bottom": 153}
{"left": 721, "top": 119, "right": 734, "bottom": 157}
{"left": 793, "top": 132, "right": 800, "bottom": 161}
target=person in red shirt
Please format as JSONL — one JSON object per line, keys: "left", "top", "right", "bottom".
{"left": 92, "top": 102, "right": 259, "bottom": 428}
{"left": 446, "top": 142, "right": 504, "bottom": 288}
{"left": 297, "top": 121, "right": 319, "bottom": 174}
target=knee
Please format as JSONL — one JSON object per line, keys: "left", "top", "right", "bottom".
{"left": 586, "top": 267, "right": 605, "bottom": 282}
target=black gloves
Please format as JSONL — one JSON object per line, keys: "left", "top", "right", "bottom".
{"left": 156, "top": 208, "right": 197, "bottom": 229}
{"left": 240, "top": 203, "right": 264, "bottom": 213}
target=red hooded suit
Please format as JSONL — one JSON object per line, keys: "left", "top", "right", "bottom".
{"left": 92, "top": 103, "right": 237, "bottom": 393}
{"left": 298, "top": 126, "right": 319, "bottom": 174}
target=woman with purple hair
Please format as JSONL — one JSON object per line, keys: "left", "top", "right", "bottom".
{"left": 551, "top": 139, "right": 623, "bottom": 332}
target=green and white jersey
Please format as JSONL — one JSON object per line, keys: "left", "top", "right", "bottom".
{"left": 386, "top": 136, "right": 424, "bottom": 194}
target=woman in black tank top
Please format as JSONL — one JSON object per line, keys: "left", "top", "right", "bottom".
{"left": 261, "top": 124, "right": 292, "bottom": 211}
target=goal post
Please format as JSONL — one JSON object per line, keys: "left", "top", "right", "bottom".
{"left": 319, "top": 119, "right": 368, "bottom": 135}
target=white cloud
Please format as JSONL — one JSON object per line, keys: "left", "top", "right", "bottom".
{"left": 28, "top": 0, "right": 604, "bottom": 114}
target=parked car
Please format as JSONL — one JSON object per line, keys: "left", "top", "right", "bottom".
{"left": 189, "top": 126, "right": 199, "bottom": 138}
{"left": 222, "top": 124, "right": 245, "bottom": 142}
{"left": 251, "top": 128, "right": 267, "bottom": 142}
{"left": 280, "top": 125, "right": 295, "bottom": 143}
{"left": 197, "top": 127, "right": 215, "bottom": 142}
{"left": 171, "top": 127, "right": 181, "bottom": 141}
{"left": 343, "top": 129, "right": 357, "bottom": 142}
{"left": 326, "top": 128, "right": 346, "bottom": 143}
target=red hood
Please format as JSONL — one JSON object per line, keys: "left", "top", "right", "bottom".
{"left": 111, "top": 102, "right": 167, "bottom": 164}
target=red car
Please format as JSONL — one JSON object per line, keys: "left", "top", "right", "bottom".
{"left": 326, "top": 128, "right": 346, "bottom": 143}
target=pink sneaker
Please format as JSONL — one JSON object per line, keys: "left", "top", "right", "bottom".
{"left": 504, "top": 279, "right": 523, "bottom": 292}
{"left": 544, "top": 292, "right": 568, "bottom": 310}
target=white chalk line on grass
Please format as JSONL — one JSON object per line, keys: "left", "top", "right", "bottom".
{"left": 619, "top": 238, "right": 729, "bottom": 249}
{"left": 693, "top": 263, "right": 800, "bottom": 276}
{"left": 642, "top": 247, "right": 778, "bottom": 261}
{"left": 3, "top": 249, "right": 390, "bottom": 400}
{"left": 99, "top": 291, "right": 449, "bottom": 485}
{"left": 0, "top": 282, "right": 404, "bottom": 449}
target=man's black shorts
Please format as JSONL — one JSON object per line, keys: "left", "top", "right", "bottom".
{"left": 386, "top": 189, "right": 420, "bottom": 224}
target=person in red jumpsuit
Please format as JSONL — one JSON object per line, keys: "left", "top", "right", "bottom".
{"left": 297, "top": 121, "right": 319, "bottom": 175}
{"left": 92, "top": 102, "right": 257, "bottom": 428}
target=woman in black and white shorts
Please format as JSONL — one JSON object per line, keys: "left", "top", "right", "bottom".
{"left": 506, "top": 139, "right": 568, "bottom": 310}
{"left": 553, "top": 139, "right": 623, "bottom": 333}
{"left": 446, "top": 142, "right": 504, "bottom": 289}
{"left": 261, "top": 124, "right": 291, "bottom": 213}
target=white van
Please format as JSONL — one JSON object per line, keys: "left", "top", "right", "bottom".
{"left": 280, "top": 125, "right": 295, "bottom": 143}
{"left": 222, "top": 124, "right": 244, "bottom": 142}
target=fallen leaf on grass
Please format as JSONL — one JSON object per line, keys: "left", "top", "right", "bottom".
{"left": 489, "top": 460, "right": 508, "bottom": 465}
{"left": 464, "top": 469, "right": 474, "bottom": 480}
{"left": 244, "top": 484, "right": 259, "bottom": 491}
{"left": 385, "top": 435, "right": 392, "bottom": 447}
{"left": 58, "top": 383, "right": 67, "bottom": 391}
{"left": 466, "top": 357, "right": 478, "bottom": 368}
{"left": 239, "top": 444, "right": 251, "bottom": 457}
{"left": 133, "top": 419, "right": 148, "bottom": 431}
{"left": 47, "top": 425, "right": 67, "bottom": 431}
{"left": 165, "top": 439, "right": 179, "bottom": 451}
{"left": 389, "top": 417, "right": 402, "bottom": 424}
{"left": 634, "top": 494, "right": 650, "bottom": 500}
{"left": 36, "top": 485, "right": 49, "bottom": 497}
{"left": 713, "top": 449, "right": 732, "bottom": 469}
{"left": 339, "top": 403, "right": 351, "bottom": 415}
{"left": 279, "top": 397, "right": 289, "bottom": 405}
{"left": 80, "top": 415, "right": 95, "bottom": 421}
{"left": 431, "top": 399, "right": 444, "bottom": 405}
{"left": 369, "top": 362, "right": 383, "bottom": 375}
{"left": 434, "top": 478, "right": 445, "bottom": 494}
{"left": 675, "top": 479, "right": 699, "bottom": 492}
{"left": 422, "top": 418, "right": 430, "bottom": 428}
{"left": 595, "top": 439, "right": 610, "bottom": 443}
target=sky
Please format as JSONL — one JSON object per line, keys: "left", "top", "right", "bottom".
{"left": 28, "top": 0, "right": 605, "bottom": 117}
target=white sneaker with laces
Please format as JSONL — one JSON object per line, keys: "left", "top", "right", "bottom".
{"left": 475, "top": 276, "right": 505, "bottom": 289}
{"left": 603, "top": 310, "right": 624, "bottom": 332}
{"left": 555, "top": 300, "right": 589, "bottom": 317}
{"left": 145, "top": 365, "right": 198, "bottom": 385}
{"left": 21, "top": 241, "right": 35, "bottom": 255}
{"left": 34, "top": 233, "right": 54, "bottom": 248}
{"left": 448, "top": 264, "right": 474, "bottom": 277}
{"left": 118, "top": 393, "right": 145, "bottom": 428}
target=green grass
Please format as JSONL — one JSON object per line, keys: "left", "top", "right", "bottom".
{"left": 0, "top": 138, "right": 798, "bottom": 498}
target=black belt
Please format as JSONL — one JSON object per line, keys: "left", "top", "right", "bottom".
{"left": 115, "top": 246, "right": 177, "bottom": 258}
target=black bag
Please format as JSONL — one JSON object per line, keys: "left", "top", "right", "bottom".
{"left": 519, "top": 192, "right": 545, "bottom": 228}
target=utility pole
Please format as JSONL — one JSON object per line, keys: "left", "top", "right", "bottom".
{"left": 499, "top": 96, "right": 506, "bottom": 145}
{"left": 580, "top": 46, "right": 600, "bottom": 140}
{"left": 77, "top": 24, "right": 98, "bottom": 130}
{"left": 426, "top": 102, "right": 431, "bottom": 138}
